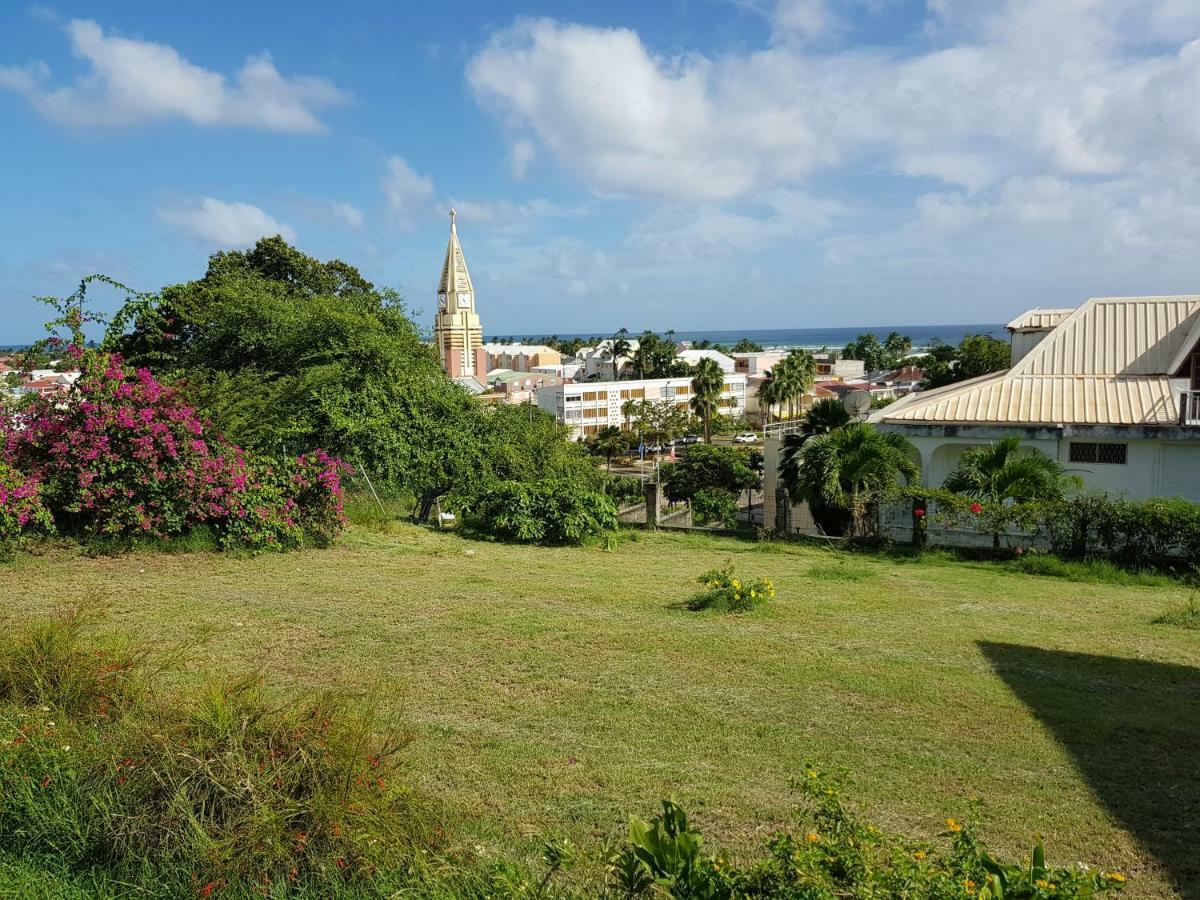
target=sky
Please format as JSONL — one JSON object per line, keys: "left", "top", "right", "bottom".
{"left": 2, "top": 0, "right": 1200, "bottom": 343}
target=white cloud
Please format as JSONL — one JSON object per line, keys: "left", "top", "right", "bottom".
{"left": 0, "top": 18, "right": 348, "bottom": 131}
{"left": 381, "top": 156, "right": 436, "bottom": 229}
{"left": 508, "top": 139, "right": 536, "bottom": 178}
{"left": 467, "top": 6, "right": 1200, "bottom": 203}
{"left": 772, "top": 0, "right": 833, "bottom": 42}
{"left": 158, "top": 198, "right": 296, "bottom": 247}
{"left": 447, "top": 197, "right": 586, "bottom": 231}
{"left": 331, "top": 201, "right": 365, "bottom": 229}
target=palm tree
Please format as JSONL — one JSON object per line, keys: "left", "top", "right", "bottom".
{"left": 605, "top": 328, "right": 633, "bottom": 380}
{"left": 620, "top": 397, "right": 639, "bottom": 432}
{"left": 779, "top": 422, "right": 918, "bottom": 538}
{"left": 782, "top": 349, "right": 817, "bottom": 419}
{"left": 804, "top": 397, "right": 851, "bottom": 434}
{"left": 943, "top": 437, "right": 1076, "bottom": 549}
{"left": 589, "top": 425, "right": 629, "bottom": 472}
{"left": 758, "top": 370, "right": 779, "bottom": 424}
{"left": 690, "top": 357, "right": 724, "bottom": 443}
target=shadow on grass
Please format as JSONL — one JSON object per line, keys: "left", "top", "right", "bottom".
{"left": 978, "top": 642, "right": 1200, "bottom": 898}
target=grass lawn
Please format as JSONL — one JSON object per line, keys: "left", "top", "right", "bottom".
{"left": 2, "top": 526, "right": 1197, "bottom": 898}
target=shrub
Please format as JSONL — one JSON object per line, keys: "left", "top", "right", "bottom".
{"left": 601, "top": 768, "right": 1125, "bottom": 899}
{"left": 1153, "top": 595, "right": 1200, "bottom": 630}
{"left": 1, "top": 348, "right": 348, "bottom": 551}
{"left": 453, "top": 478, "right": 618, "bottom": 545}
{"left": 0, "top": 610, "right": 431, "bottom": 894}
{"left": 688, "top": 562, "right": 775, "bottom": 612}
{"left": 690, "top": 488, "right": 738, "bottom": 528}
{"left": 0, "top": 461, "right": 53, "bottom": 551}
{"left": 1046, "top": 494, "right": 1200, "bottom": 569}
{"left": 604, "top": 474, "right": 645, "bottom": 506}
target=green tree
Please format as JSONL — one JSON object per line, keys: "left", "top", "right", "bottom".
{"left": 779, "top": 423, "right": 918, "bottom": 537}
{"left": 943, "top": 436, "right": 1076, "bottom": 549}
{"left": 771, "top": 350, "right": 817, "bottom": 420}
{"left": 921, "top": 335, "right": 1010, "bottom": 388}
{"left": 633, "top": 331, "right": 690, "bottom": 379}
{"left": 689, "top": 357, "right": 724, "bottom": 443}
{"left": 661, "top": 444, "right": 757, "bottom": 527}
{"left": 804, "top": 397, "right": 851, "bottom": 434}
{"left": 732, "top": 337, "right": 765, "bottom": 353}
{"left": 587, "top": 425, "right": 632, "bottom": 472}
{"left": 107, "top": 237, "right": 600, "bottom": 519}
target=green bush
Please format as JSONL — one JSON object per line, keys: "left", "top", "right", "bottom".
{"left": 604, "top": 475, "right": 645, "bottom": 507}
{"left": 1045, "top": 495, "right": 1200, "bottom": 569}
{"left": 690, "top": 488, "right": 738, "bottom": 527}
{"left": 688, "top": 562, "right": 776, "bottom": 612}
{"left": 1153, "top": 595, "right": 1200, "bottom": 630}
{"left": 0, "top": 610, "right": 432, "bottom": 894}
{"left": 453, "top": 478, "right": 618, "bottom": 545}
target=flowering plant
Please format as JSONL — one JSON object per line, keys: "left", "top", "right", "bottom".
{"left": 0, "top": 461, "right": 53, "bottom": 548}
{"left": 689, "top": 562, "right": 776, "bottom": 612}
{"left": 1, "top": 343, "right": 347, "bottom": 551}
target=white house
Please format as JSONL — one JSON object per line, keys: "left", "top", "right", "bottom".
{"left": 677, "top": 348, "right": 736, "bottom": 373}
{"left": 868, "top": 295, "right": 1200, "bottom": 501}
{"left": 537, "top": 373, "right": 748, "bottom": 440}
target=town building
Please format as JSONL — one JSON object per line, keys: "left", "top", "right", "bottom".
{"left": 485, "top": 369, "right": 567, "bottom": 405}
{"left": 678, "top": 348, "right": 735, "bottom": 372}
{"left": 483, "top": 343, "right": 563, "bottom": 373}
{"left": 733, "top": 351, "right": 785, "bottom": 375}
{"left": 577, "top": 339, "right": 639, "bottom": 380}
{"left": 537, "top": 373, "right": 748, "bottom": 440}
{"left": 433, "top": 210, "right": 487, "bottom": 381}
{"left": 868, "top": 295, "right": 1200, "bottom": 501}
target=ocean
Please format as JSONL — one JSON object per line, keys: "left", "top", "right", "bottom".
{"left": 493, "top": 324, "right": 1008, "bottom": 351}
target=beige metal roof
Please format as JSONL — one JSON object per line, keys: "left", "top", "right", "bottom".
{"left": 1014, "top": 296, "right": 1200, "bottom": 376}
{"left": 876, "top": 295, "right": 1200, "bottom": 428}
{"left": 880, "top": 373, "right": 1179, "bottom": 426}
{"left": 1006, "top": 308, "right": 1073, "bottom": 332}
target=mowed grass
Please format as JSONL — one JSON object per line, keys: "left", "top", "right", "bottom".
{"left": 3, "top": 527, "right": 1198, "bottom": 898}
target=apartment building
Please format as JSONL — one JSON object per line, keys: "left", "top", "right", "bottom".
{"left": 537, "top": 373, "right": 748, "bottom": 440}
{"left": 483, "top": 343, "right": 563, "bottom": 373}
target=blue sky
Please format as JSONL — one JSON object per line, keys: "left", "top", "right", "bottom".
{"left": 3, "top": 1, "right": 1200, "bottom": 343}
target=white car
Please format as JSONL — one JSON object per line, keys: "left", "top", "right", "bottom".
{"left": 732, "top": 432, "right": 759, "bottom": 444}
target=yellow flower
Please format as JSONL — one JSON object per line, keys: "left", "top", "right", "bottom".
{"left": 963, "top": 879, "right": 975, "bottom": 890}
{"left": 913, "top": 850, "right": 926, "bottom": 861}
{"left": 945, "top": 818, "right": 962, "bottom": 833}
{"left": 805, "top": 832, "right": 820, "bottom": 843}
{"left": 1035, "top": 880, "right": 1049, "bottom": 889}
{"left": 806, "top": 769, "right": 818, "bottom": 779}
{"left": 1105, "top": 872, "right": 1126, "bottom": 883}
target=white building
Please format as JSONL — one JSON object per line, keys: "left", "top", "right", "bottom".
{"left": 538, "top": 373, "right": 748, "bottom": 440}
{"left": 678, "top": 348, "right": 735, "bottom": 373}
{"left": 868, "top": 295, "right": 1200, "bottom": 501}
{"left": 577, "top": 339, "right": 640, "bottom": 380}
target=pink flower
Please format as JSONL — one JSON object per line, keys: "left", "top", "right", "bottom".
{"left": 969, "top": 502, "right": 983, "bottom": 514}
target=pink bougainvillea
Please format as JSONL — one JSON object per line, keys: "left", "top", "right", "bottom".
{"left": 0, "top": 461, "right": 52, "bottom": 546}
{"left": 1, "top": 349, "right": 348, "bottom": 550}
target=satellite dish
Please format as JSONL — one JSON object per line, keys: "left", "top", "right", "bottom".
{"left": 843, "top": 390, "right": 872, "bottom": 418}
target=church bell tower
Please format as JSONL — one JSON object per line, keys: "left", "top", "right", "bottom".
{"left": 433, "top": 209, "right": 486, "bottom": 379}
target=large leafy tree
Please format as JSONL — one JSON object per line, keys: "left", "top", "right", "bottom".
{"left": 108, "top": 237, "right": 599, "bottom": 517}
{"left": 841, "top": 332, "right": 914, "bottom": 372}
{"left": 689, "top": 357, "right": 724, "bottom": 443}
{"left": 921, "top": 335, "right": 1011, "bottom": 388}
{"left": 943, "top": 436, "right": 1076, "bottom": 549}
{"left": 780, "top": 423, "right": 918, "bottom": 537}
{"left": 587, "top": 425, "right": 632, "bottom": 472}
{"left": 632, "top": 331, "right": 690, "bottom": 379}
{"left": 661, "top": 444, "right": 758, "bottom": 527}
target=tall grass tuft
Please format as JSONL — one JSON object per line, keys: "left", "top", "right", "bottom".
{"left": 1153, "top": 595, "right": 1200, "bottom": 630}
{"left": 0, "top": 609, "right": 436, "bottom": 894}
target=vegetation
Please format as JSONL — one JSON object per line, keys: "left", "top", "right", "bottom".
{"left": 604, "top": 327, "right": 634, "bottom": 379}
{"left": 661, "top": 444, "right": 757, "bottom": 527}
{"left": 780, "top": 423, "right": 918, "bottom": 536}
{"left": 104, "top": 238, "right": 601, "bottom": 521}
{"left": 2, "top": 293, "right": 347, "bottom": 552}
{"left": 689, "top": 356, "right": 724, "bottom": 443}
{"left": 0, "top": 608, "right": 430, "bottom": 896}
{"left": 2, "top": 527, "right": 1183, "bottom": 896}
{"left": 688, "top": 562, "right": 775, "bottom": 611}
{"left": 921, "top": 334, "right": 1012, "bottom": 388}
{"left": 841, "top": 332, "right": 912, "bottom": 371}
{"left": 943, "top": 437, "right": 1079, "bottom": 549}
{"left": 587, "top": 425, "right": 634, "bottom": 471}
{"left": 759, "top": 349, "right": 817, "bottom": 422}
{"left": 804, "top": 396, "right": 852, "bottom": 434}
{"left": 632, "top": 330, "right": 690, "bottom": 379}
{"left": 451, "top": 478, "right": 618, "bottom": 545}
{"left": 1153, "top": 595, "right": 1200, "bottom": 630}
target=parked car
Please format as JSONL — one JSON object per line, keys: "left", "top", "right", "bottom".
{"left": 733, "top": 432, "right": 759, "bottom": 444}
{"left": 676, "top": 434, "right": 701, "bottom": 446}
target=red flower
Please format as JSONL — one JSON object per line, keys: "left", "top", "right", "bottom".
{"left": 914, "top": 508, "right": 925, "bottom": 518}
{"left": 1015, "top": 546, "right": 1025, "bottom": 556}
{"left": 969, "top": 502, "right": 983, "bottom": 514}
{"left": 198, "top": 882, "right": 217, "bottom": 899}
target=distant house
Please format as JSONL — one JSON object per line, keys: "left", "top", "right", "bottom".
{"left": 869, "top": 295, "right": 1200, "bottom": 501}
{"left": 677, "top": 348, "right": 735, "bottom": 373}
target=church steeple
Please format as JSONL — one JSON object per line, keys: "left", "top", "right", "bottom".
{"left": 433, "top": 209, "right": 485, "bottom": 379}
{"left": 438, "top": 208, "right": 475, "bottom": 303}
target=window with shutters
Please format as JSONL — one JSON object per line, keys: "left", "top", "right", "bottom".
{"left": 1069, "top": 442, "right": 1127, "bottom": 464}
